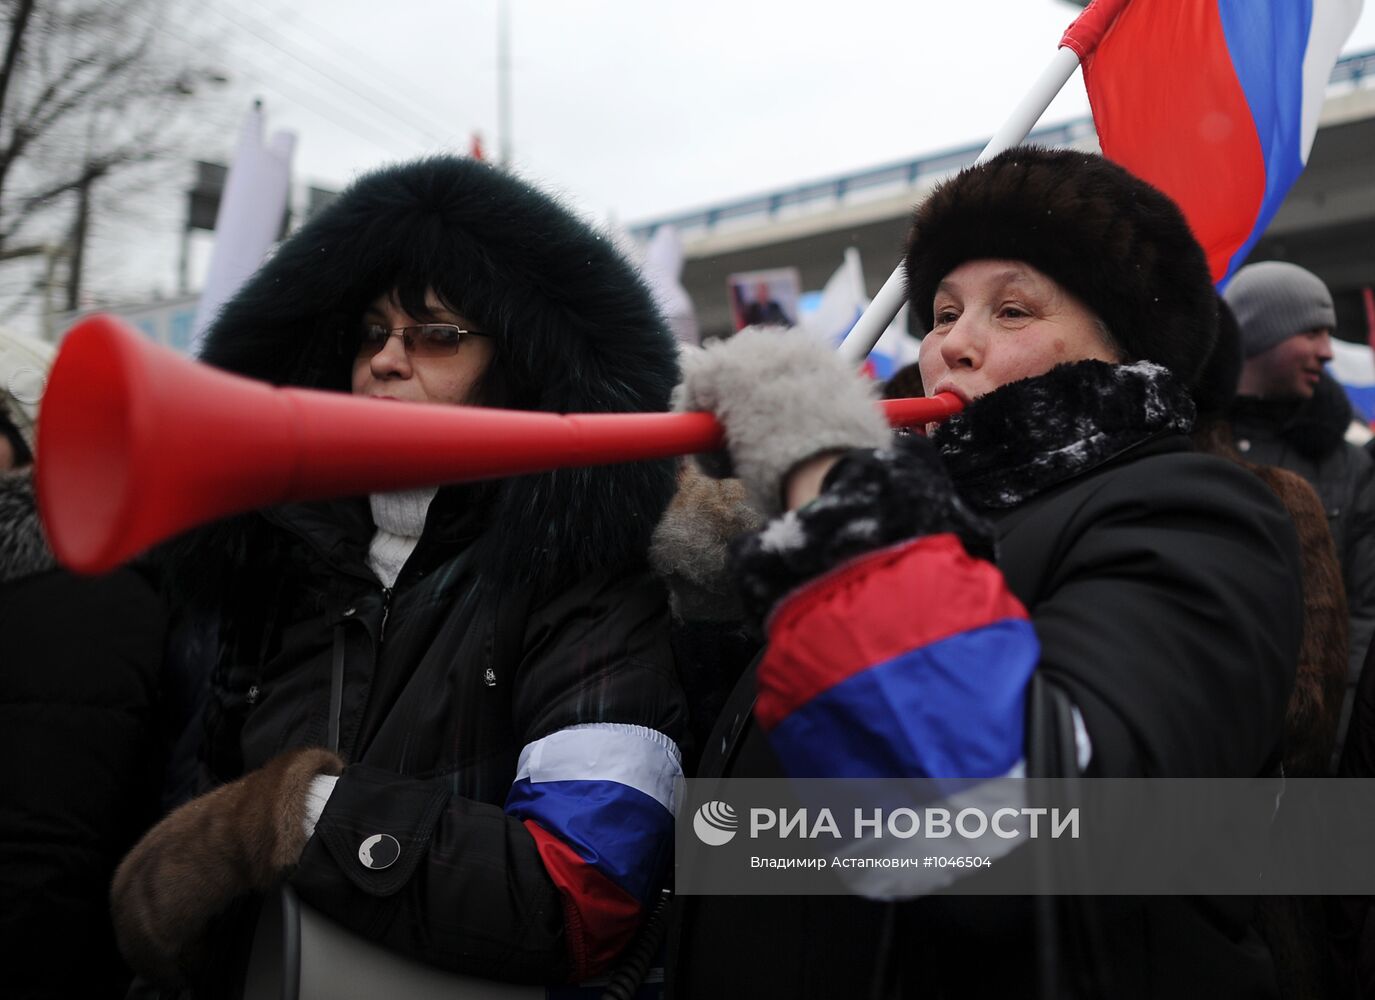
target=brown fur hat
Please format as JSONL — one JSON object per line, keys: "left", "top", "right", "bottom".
{"left": 1191, "top": 296, "right": 1245, "bottom": 422}
{"left": 904, "top": 146, "right": 1217, "bottom": 386}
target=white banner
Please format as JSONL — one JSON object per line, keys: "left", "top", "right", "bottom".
{"left": 189, "top": 103, "right": 296, "bottom": 356}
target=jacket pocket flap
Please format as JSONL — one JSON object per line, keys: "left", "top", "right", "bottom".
{"left": 310, "top": 765, "right": 449, "bottom": 897}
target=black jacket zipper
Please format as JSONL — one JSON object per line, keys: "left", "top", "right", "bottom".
{"left": 379, "top": 586, "right": 393, "bottom": 644}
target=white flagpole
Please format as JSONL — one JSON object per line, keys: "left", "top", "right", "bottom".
{"left": 838, "top": 2, "right": 1128, "bottom": 363}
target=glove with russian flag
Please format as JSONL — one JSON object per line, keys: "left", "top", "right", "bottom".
{"left": 733, "top": 436, "right": 998, "bottom": 625}
{"left": 673, "top": 327, "right": 891, "bottom": 516}
{"left": 734, "top": 435, "right": 1039, "bottom": 804}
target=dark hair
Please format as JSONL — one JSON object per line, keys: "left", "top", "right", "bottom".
{"left": 882, "top": 362, "right": 927, "bottom": 400}
{"left": 0, "top": 412, "right": 32, "bottom": 468}
{"left": 346, "top": 287, "right": 526, "bottom": 409}
{"left": 1191, "top": 297, "right": 1244, "bottom": 421}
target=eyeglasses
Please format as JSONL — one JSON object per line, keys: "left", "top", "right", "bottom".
{"left": 355, "top": 323, "right": 486, "bottom": 359}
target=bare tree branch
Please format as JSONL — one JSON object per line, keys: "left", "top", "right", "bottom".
{"left": 0, "top": 242, "right": 48, "bottom": 262}
{"left": 0, "top": 0, "right": 228, "bottom": 319}
{"left": 0, "top": 0, "right": 37, "bottom": 127}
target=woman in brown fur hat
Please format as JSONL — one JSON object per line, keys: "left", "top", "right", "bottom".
{"left": 669, "top": 147, "right": 1303, "bottom": 999}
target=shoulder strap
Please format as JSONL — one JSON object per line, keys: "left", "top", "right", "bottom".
{"left": 693, "top": 650, "right": 764, "bottom": 782}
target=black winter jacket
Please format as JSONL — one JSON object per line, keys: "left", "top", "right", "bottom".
{"left": 1334, "top": 637, "right": 1375, "bottom": 996}
{"left": 671, "top": 361, "right": 1302, "bottom": 1000}
{"left": 0, "top": 470, "right": 167, "bottom": 999}
{"left": 164, "top": 156, "right": 688, "bottom": 985}
{"left": 1232, "top": 374, "right": 1375, "bottom": 753}
{"left": 199, "top": 495, "right": 685, "bottom": 982}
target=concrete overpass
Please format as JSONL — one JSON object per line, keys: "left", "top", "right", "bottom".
{"left": 630, "top": 49, "right": 1375, "bottom": 342}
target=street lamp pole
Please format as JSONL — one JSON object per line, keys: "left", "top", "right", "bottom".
{"left": 497, "top": 0, "right": 512, "bottom": 168}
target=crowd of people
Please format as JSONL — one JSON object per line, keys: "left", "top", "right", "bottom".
{"left": 2, "top": 146, "right": 1373, "bottom": 999}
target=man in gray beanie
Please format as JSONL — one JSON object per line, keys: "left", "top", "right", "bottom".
{"left": 1227, "top": 260, "right": 1375, "bottom": 766}
{"left": 1231, "top": 261, "right": 1338, "bottom": 400}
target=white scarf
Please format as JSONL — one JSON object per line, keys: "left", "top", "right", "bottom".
{"left": 366, "top": 486, "right": 437, "bottom": 588}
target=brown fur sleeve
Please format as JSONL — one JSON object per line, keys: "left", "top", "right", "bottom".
{"left": 1250, "top": 465, "right": 1348, "bottom": 776}
{"left": 110, "top": 746, "right": 344, "bottom": 986}
{"left": 650, "top": 464, "right": 763, "bottom": 622}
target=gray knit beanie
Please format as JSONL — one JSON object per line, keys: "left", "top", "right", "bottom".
{"left": 1224, "top": 261, "right": 1336, "bottom": 359}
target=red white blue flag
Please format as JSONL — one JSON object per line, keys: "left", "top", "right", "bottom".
{"left": 505, "top": 722, "right": 680, "bottom": 978}
{"left": 756, "top": 535, "right": 1038, "bottom": 783}
{"left": 1080, "top": 0, "right": 1363, "bottom": 285}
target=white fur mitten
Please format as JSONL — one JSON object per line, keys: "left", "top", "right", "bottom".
{"left": 673, "top": 327, "right": 891, "bottom": 515}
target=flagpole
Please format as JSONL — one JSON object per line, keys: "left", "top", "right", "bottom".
{"left": 497, "top": 0, "right": 513, "bottom": 168}
{"left": 837, "top": 0, "right": 1129, "bottom": 363}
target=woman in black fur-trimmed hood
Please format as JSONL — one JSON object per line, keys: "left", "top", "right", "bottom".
{"left": 668, "top": 148, "right": 1304, "bottom": 999}
{"left": 111, "top": 156, "right": 688, "bottom": 992}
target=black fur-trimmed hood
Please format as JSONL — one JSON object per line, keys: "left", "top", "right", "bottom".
{"left": 933, "top": 359, "right": 1196, "bottom": 508}
{"left": 187, "top": 156, "right": 679, "bottom": 591}
{"left": 0, "top": 470, "right": 56, "bottom": 584}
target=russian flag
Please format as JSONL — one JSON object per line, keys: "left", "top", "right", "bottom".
{"left": 1330, "top": 336, "right": 1375, "bottom": 422}
{"left": 798, "top": 248, "right": 921, "bottom": 381}
{"left": 505, "top": 723, "right": 681, "bottom": 978}
{"left": 756, "top": 534, "right": 1039, "bottom": 783}
{"left": 752, "top": 534, "right": 1042, "bottom": 897}
{"left": 1081, "top": 0, "right": 1363, "bottom": 285}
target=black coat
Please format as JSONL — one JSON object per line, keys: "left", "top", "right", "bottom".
{"left": 1333, "top": 637, "right": 1375, "bottom": 997}
{"left": 1231, "top": 375, "right": 1375, "bottom": 753}
{"left": 671, "top": 363, "right": 1302, "bottom": 1000}
{"left": 0, "top": 471, "right": 167, "bottom": 999}
{"left": 195, "top": 495, "right": 685, "bottom": 982}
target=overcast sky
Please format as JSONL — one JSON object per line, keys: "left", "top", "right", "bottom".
{"left": 217, "top": 0, "right": 1375, "bottom": 224}
{"left": 70, "top": 0, "right": 1375, "bottom": 314}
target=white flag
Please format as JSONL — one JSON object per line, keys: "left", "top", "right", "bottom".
{"left": 802, "top": 248, "right": 920, "bottom": 380}
{"left": 1329, "top": 337, "right": 1375, "bottom": 424}
{"left": 801, "top": 248, "right": 864, "bottom": 347}
{"left": 189, "top": 103, "right": 296, "bottom": 355}
{"left": 641, "top": 225, "right": 699, "bottom": 347}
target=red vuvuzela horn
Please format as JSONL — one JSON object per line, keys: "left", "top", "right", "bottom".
{"left": 36, "top": 314, "right": 962, "bottom": 574}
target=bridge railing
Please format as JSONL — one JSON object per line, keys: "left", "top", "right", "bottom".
{"left": 630, "top": 47, "right": 1375, "bottom": 242}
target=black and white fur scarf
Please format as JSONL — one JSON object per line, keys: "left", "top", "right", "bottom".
{"left": 0, "top": 469, "right": 56, "bottom": 584}
{"left": 733, "top": 359, "right": 1194, "bottom": 624}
